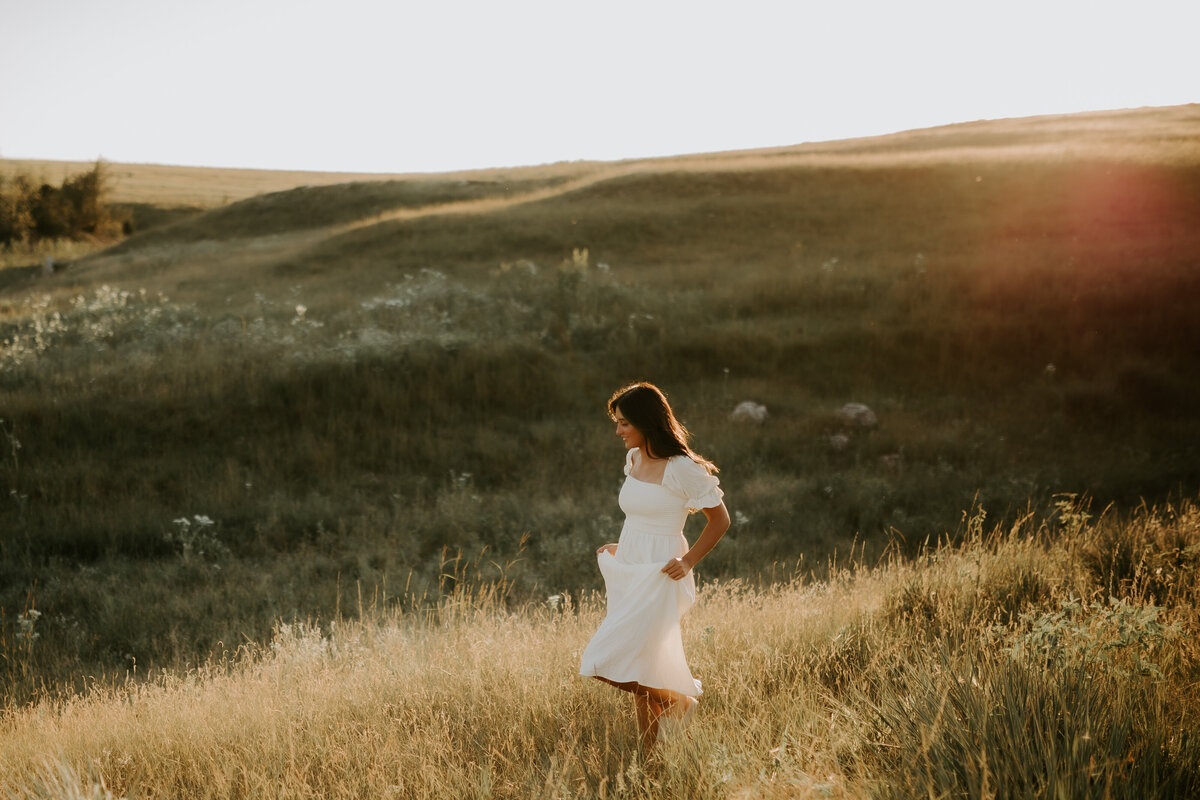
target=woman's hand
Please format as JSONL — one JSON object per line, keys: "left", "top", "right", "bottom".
{"left": 661, "top": 556, "right": 692, "bottom": 581}
{"left": 661, "top": 503, "right": 729, "bottom": 580}
{"left": 596, "top": 543, "right": 618, "bottom": 557}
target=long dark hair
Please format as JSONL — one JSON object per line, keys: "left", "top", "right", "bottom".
{"left": 608, "top": 382, "right": 717, "bottom": 473}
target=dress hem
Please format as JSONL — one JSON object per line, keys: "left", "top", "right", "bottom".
{"left": 578, "top": 668, "right": 702, "bottom": 697}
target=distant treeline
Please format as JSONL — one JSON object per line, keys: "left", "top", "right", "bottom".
{"left": 0, "top": 161, "right": 125, "bottom": 247}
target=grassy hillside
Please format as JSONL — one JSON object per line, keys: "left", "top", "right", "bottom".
{"left": 6, "top": 103, "right": 1194, "bottom": 208}
{"left": 0, "top": 158, "right": 606, "bottom": 208}
{"left": 1, "top": 105, "right": 1198, "bottom": 706}
{"left": 1, "top": 499, "right": 1197, "bottom": 798}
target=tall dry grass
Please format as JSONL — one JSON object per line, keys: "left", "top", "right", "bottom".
{"left": 1, "top": 498, "right": 1198, "bottom": 799}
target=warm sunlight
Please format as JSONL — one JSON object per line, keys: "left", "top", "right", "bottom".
{"left": 2, "top": 4, "right": 1199, "bottom": 795}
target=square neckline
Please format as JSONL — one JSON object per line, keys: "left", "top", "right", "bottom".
{"left": 627, "top": 473, "right": 666, "bottom": 487}
{"left": 627, "top": 448, "right": 670, "bottom": 487}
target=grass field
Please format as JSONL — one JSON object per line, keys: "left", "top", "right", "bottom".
{"left": 1, "top": 498, "right": 1197, "bottom": 798}
{"left": 1, "top": 104, "right": 1199, "bottom": 796}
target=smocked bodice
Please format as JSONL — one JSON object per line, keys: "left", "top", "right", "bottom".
{"left": 619, "top": 476, "right": 691, "bottom": 537}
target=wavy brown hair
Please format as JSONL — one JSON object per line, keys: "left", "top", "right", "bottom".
{"left": 607, "top": 382, "right": 717, "bottom": 473}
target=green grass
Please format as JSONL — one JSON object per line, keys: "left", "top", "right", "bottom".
{"left": 1, "top": 498, "right": 1198, "bottom": 799}
{"left": 0, "top": 106, "right": 1198, "bottom": 709}
{"left": 104, "top": 175, "right": 573, "bottom": 249}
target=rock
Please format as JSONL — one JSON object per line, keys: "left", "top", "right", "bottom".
{"left": 730, "top": 401, "right": 768, "bottom": 423}
{"left": 835, "top": 402, "right": 877, "bottom": 429}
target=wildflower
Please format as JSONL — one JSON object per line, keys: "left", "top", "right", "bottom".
{"left": 17, "top": 609, "right": 41, "bottom": 642}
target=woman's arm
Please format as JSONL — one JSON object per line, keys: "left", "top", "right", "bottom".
{"left": 661, "top": 501, "right": 730, "bottom": 580}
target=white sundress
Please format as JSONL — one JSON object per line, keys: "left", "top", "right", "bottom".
{"left": 578, "top": 448, "right": 724, "bottom": 697}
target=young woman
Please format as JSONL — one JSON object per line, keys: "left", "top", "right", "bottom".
{"left": 579, "top": 381, "right": 731, "bottom": 754}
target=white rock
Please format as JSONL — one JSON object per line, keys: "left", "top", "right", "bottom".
{"left": 730, "top": 401, "right": 768, "bottom": 423}
{"left": 835, "top": 402, "right": 877, "bottom": 428}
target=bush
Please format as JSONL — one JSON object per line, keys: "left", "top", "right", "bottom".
{"left": 0, "top": 161, "right": 119, "bottom": 248}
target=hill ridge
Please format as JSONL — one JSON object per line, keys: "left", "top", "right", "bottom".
{"left": 3, "top": 103, "right": 1197, "bottom": 207}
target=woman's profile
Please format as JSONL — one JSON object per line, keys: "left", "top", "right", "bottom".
{"left": 579, "top": 381, "right": 731, "bottom": 755}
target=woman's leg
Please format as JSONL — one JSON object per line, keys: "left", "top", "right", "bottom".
{"left": 593, "top": 677, "right": 695, "bottom": 753}
{"left": 594, "top": 677, "right": 661, "bottom": 752}
{"left": 639, "top": 685, "right": 695, "bottom": 719}
{"left": 634, "top": 693, "right": 659, "bottom": 753}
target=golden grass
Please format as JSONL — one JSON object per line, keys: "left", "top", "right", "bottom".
{"left": 0, "top": 159, "right": 611, "bottom": 210}
{"left": 1, "top": 500, "right": 1197, "bottom": 799}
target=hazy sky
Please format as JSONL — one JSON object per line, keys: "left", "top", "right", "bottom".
{"left": 2, "top": 0, "right": 1197, "bottom": 174}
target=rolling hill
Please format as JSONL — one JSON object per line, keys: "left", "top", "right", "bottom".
{"left": 0, "top": 103, "right": 1198, "bottom": 707}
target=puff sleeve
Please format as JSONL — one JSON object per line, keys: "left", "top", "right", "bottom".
{"left": 664, "top": 456, "right": 724, "bottom": 512}
{"left": 624, "top": 448, "right": 636, "bottom": 476}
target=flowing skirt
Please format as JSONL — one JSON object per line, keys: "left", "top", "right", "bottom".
{"left": 578, "top": 528, "right": 702, "bottom": 697}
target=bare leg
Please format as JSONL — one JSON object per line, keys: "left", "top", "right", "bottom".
{"left": 593, "top": 677, "right": 696, "bottom": 755}
{"left": 595, "top": 677, "right": 659, "bottom": 754}
{"left": 634, "top": 693, "right": 658, "bottom": 754}
{"left": 640, "top": 685, "right": 695, "bottom": 719}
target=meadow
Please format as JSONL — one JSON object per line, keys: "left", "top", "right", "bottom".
{"left": 1, "top": 104, "right": 1199, "bottom": 796}
{"left": 1, "top": 498, "right": 1197, "bottom": 798}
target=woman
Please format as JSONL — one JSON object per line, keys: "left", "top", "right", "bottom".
{"left": 579, "top": 382, "right": 731, "bottom": 754}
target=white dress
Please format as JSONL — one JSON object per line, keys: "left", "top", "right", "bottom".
{"left": 578, "top": 448, "right": 724, "bottom": 697}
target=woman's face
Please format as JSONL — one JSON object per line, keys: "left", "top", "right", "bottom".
{"left": 613, "top": 406, "right": 646, "bottom": 451}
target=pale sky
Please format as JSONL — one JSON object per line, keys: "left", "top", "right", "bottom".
{"left": 2, "top": 0, "right": 1197, "bottom": 174}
